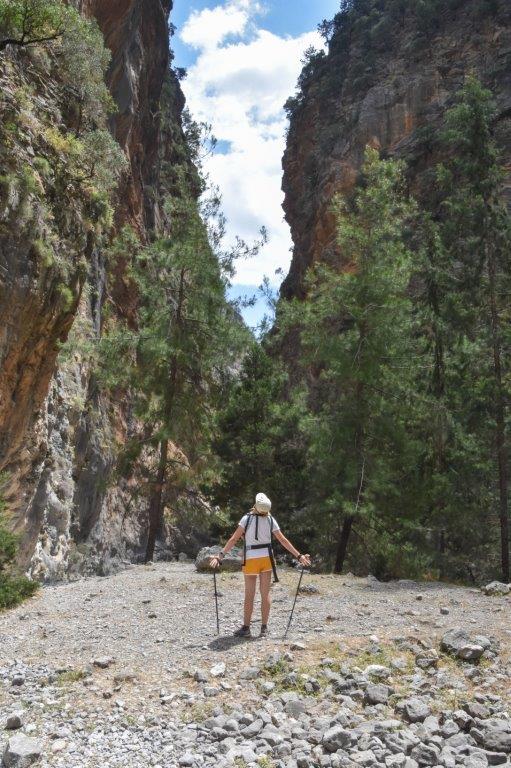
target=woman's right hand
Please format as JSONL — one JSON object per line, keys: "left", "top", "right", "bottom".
{"left": 298, "top": 554, "right": 311, "bottom": 567}
{"left": 210, "top": 556, "right": 221, "bottom": 569}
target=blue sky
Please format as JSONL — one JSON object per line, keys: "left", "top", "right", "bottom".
{"left": 171, "top": 0, "right": 340, "bottom": 329}
{"left": 172, "top": 1, "right": 340, "bottom": 65}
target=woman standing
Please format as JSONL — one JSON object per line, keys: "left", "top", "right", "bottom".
{"left": 210, "top": 493, "right": 311, "bottom": 637}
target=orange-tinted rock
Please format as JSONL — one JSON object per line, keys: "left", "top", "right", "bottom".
{"left": 0, "top": 1, "right": 185, "bottom": 573}
{"left": 281, "top": 1, "right": 511, "bottom": 299}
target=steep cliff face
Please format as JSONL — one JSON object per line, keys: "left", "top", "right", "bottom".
{"left": 0, "top": 1, "right": 194, "bottom": 577}
{"left": 282, "top": 0, "right": 511, "bottom": 299}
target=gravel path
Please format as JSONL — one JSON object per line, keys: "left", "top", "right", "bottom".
{"left": 1, "top": 564, "right": 510, "bottom": 767}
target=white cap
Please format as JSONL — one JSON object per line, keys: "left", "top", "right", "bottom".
{"left": 255, "top": 492, "right": 272, "bottom": 514}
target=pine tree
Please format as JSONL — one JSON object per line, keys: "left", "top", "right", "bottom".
{"left": 212, "top": 343, "right": 308, "bottom": 538}
{"left": 281, "top": 149, "right": 415, "bottom": 573}
{"left": 432, "top": 77, "right": 511, "bottom": 580}
{"left": 99, "top": 191, "right": 245, "bottom": 562}
{"left": 281, "top": 148, "right": 420, "bottom": 574}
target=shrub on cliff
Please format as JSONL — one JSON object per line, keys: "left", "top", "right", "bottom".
{"left": 0, "top": 0, "right": 126, "bottom": 301}
{"left": 0, "top": 476, "right": 38, "bottom": 611}
{"left": 0, "top": 0, "right": 66, "bottom": 50}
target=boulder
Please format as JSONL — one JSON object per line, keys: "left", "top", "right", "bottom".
{"left": 364, "top": 683, "right": 390, "bottom": 705}
{"left": 472, "top": 719, "right": 511, "bottom": 753}
{"left": 322, "top": 725, "right": 353, "bottom": 752}
{"left": 364, "top": 664, "right": 391, "bottom": 679}
{"left": 285, "top": 698, "right": 306, "bottom": 718}
{"left": 93, "top": 657, "right": 113, "bottom": 669}
{"left": 2, "top": 735, "right": 42, "bottom": 767}
{"left": 410, "top": 742, "right": 440, "bottom": 765}
{"left": 482, "top": 582, "right": 510, "bottom": 596}
{"left": 440, "top": 629, "right": 485, "bottom": 661}
{"left": 195, "top": 547, "right": 242, "bottom": 572}
{"left": 240, "top": 719, "right": 263, "bottom": 738}
{"left": 401, "top": 698, "right": 431, "bottom": 723}
{"left": 210, "top": 662, "right": 226, "bottom": 678}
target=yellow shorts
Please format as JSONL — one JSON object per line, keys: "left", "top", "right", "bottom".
{"left": 243, "top": 556, "right": 272, "bottom": 575}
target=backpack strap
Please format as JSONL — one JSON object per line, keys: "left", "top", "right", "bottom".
{"left": 242, "top": 513, "right": 254, "bottom": 566}
{"left": 268, "top": 515, "right": 279, "bottom": 583}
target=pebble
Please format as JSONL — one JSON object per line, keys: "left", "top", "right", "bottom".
{"left": 5, "top": 714, "right": 23, "bottom": 730}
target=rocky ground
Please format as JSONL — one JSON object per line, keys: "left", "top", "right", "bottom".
{"left": 1, "top": 563, "right": 510, "bottom": 767}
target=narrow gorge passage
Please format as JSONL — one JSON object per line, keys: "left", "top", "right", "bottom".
{"left": 3, "top": 1, "right": 511, "bottom": 766}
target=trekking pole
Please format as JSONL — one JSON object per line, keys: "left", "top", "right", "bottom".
{"left": 213, "top": 569, "right": 220, "bottom": 635}
{"left": 284, "top": 566, "right": 305, "bottom": 639}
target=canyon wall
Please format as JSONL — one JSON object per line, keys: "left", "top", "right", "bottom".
{"left": 0, "top": 0, "right": 197, "bottom": 578}
{"left": 281, "top": 0, "right": 511, "bottom": 299}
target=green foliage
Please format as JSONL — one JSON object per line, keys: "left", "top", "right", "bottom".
{"left": 132, "top": 199, "right": 239, "bottom": 447}
{"left": 0, "top": 0, "right": 65, "bottom": 49}
{"left": 276, "top": 148, "right": 423, "bottom": 574}
{"left": 414, "top": 76, "right": 511, "bottom": 580}
{"left": 0, "top": 475, "right": 38, "bottom": 611}
{"left": 0, "top": 0, "right": 124, "bottom": 289}
{"left": 98, "top": 148, "right": 251, "bottom": 558}
{"left": 0, "top": 574, "right": 39, "bottom": 611}
{"left": 211, "top": 344, "right": 308, "bottom": 539}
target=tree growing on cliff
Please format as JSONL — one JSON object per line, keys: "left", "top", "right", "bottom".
{"left": 0, "top": 0, "right": 66, "bottom": 50}
{"left": 281, "top": 148, "right": 420, "bottom": 575}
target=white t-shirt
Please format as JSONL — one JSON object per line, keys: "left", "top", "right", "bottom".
{"left": 239, "top": 513, "right": 280, "bottom": 559}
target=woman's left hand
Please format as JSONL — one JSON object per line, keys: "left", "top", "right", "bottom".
{"left": 298, "top": 554, "right": 311, "bottom": 567}
{"left": 210, "top": 556, "right": 221, "bottom": 569}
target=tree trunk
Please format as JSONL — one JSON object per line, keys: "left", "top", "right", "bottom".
{"left": 334, "top": 339, "right": 366, "bottom": 575}
{"left": 488, "top": 253, "right": 510, "bottom": 582}
{"left": 334, "top": 515, "right": 354, "bottom": 574}
{"left": 145, "top": 438, "right": 169, "bottom": 563}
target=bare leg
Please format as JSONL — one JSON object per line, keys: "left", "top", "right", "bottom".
{"left": 243, "top": 575, "right": 257, "bottom": 626}
{"left": 259, "top": 570, "right": 272, "bottom": 625}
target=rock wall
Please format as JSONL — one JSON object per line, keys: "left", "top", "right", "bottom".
{"left": 281, "top": 0, "right": 511, "bottom": 300}
{"left": 0, "top": 1, "right": 195, "bottom": 578}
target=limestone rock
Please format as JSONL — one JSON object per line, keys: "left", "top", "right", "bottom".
{"left": 401, "top": 698, "right": 431, "bottom": 723}
{"left": 281, "top": 0, "right": 511, "bottom": 308}
{"left": 2, "top": 735, "right": 42, "bottom": 767}
{"left": 472, "top": 719, "right": 511, "bottom": 753}
{"left": 483, "top": 582, "right": 511, "bottom": 596}
{"left": 441, "top": 629, "right": 485, "bottom": 661}
{"left": 195, "top": 547, "right": 242, "bottom": 573}
{"left": 322, "top": 725, "right": 353, "bottom": 752}
{"left": 4, "top": 714, "right": 23, "bottom": 731}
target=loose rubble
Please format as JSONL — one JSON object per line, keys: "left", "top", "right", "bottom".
{"left": 0, "top": 563, "right": 510, "bottom": 767}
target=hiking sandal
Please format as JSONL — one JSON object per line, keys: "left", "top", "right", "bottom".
{"left": 259, "top": 624, "right": 269, "bottom": 638}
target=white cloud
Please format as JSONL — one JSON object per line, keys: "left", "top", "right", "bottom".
{"left": 179, "top": 1, "right": 324, "bottom": 286}
{"left": 181, "top": 0, "right": 263, "bottom": 51}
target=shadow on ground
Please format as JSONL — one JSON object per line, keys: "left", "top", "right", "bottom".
{"left": 208, "top": 635, "right": 254, "bottom": 651}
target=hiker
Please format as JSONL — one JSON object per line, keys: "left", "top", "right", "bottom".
{"left": 210, "top": 492, "right": 311, "bottom": 637}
